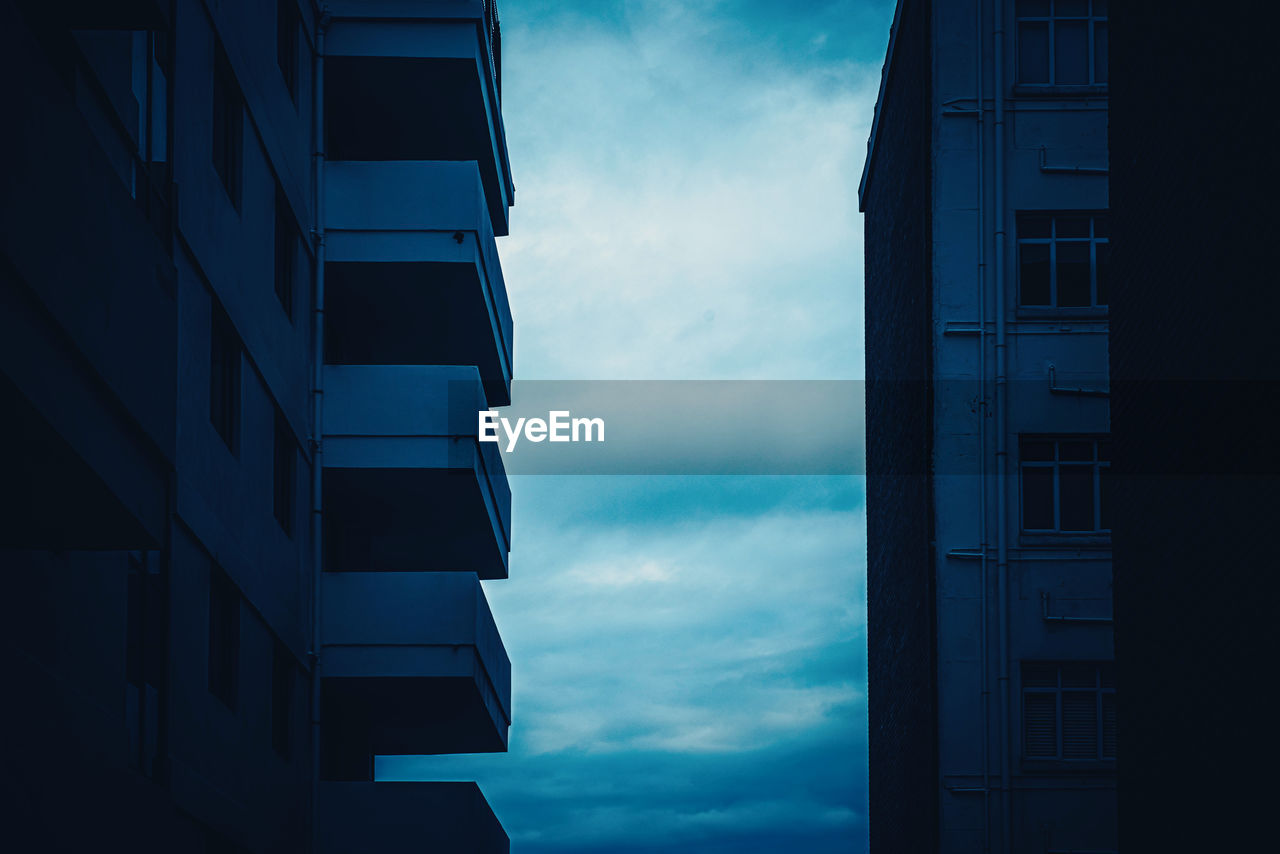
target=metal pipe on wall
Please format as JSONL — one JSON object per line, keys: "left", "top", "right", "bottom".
{"left": 309, "top": 9, "right": 328, "bottom": 852}
{"left": 991, "top": 0, "right": 1013, "bottom": 851}
{"left": 973, "top": 0, "right": 992, "bottom": 851}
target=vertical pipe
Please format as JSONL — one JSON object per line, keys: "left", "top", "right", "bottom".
{"left": 309, "top": 11, "right": 327, "bottom": 853}
{"left": 991, "top": 0, "right": 1012, "bottom": 851}
{"left": 974, "top": 0, "right": 991, "bottom": 851}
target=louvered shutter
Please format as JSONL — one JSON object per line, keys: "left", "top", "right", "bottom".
{"left": 1024, "top": 692, "right": 1058, "bottom": 758}
{"left": 1062, "top": 691, "right": 1098, "bottom": 758}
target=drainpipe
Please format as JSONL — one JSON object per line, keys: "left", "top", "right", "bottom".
{"left": 973, "top": 0, "right": 991, "bottom": 850}
{"left": 992, "top": 0, "right": 1013, "bottom": 851}
{"left": 309, "top": 10, "right": 328, "bottom": 854}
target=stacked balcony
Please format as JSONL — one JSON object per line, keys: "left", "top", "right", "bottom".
{"left": 319, "top": 782, "right": 509, "bottom": 854}
{"left": 317, "top": 3, "right": 514, "bottom": 835}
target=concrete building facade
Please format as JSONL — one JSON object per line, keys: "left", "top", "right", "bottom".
{"left": 1, "top": 1, "right": 515, "bottom": 851}
{"left": 861, "top": 2, "right": 1115, "bottom": 851}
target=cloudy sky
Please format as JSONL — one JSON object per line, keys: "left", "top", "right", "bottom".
{"left": 380, "top": 2, "right": 894, "bottom": 850}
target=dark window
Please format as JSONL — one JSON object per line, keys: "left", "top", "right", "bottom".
{"left": 208, "top": 567, "right": 240, "bottom": 710}
{"left": 1015, "top": 0, "right": 1108, "bottom": 86}
{"left": 1023, "top": 662, "right": 1116, "bottom": 760}
{"left": 273, "top": 410, "right": 295, "bottom": 535}
{"left": 1017, "top": 212, "right": 1109, "bottom": 309}
{"left": 277, "top": 0, "right": 299, "bottom": 100}
{"left": 274, "top": 187, "right": 296, "bottom": 318}
{"left": 209, "top": 302, "right": 241, "bottom": 451}
{"left": 271, "top": 639, "right": 294, "bottom": 759}
{"left": 1020, "top": 436, "right": 1110, "bottom": 533}
{"left": 126, "top": 555, "right": 166, "bottom": 777}
{"left": 212, "top": 42, "right": 243, "bottom": 207}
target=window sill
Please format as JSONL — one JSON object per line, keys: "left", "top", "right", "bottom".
{"left": 1016, "top": 306, "right": 1109, "bottom": 321}
{"left": 1019, "top": 533, "right": 1112, "bottom": 549}
{"left": 1021, "top": 758, "right": 1117, "bottom": 775}
{"left": 1012, "top": 84, "right": 1109, "bottom": 99}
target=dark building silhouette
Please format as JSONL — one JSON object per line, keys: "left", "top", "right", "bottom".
{"left": 862, "top": 1, "right": 1115, "bottom": 851}
{"left": 1, "top": 1, "right": 515, "bottom": 851}
{"left": 1108, "top": 2, "right": 1277, "bottom": 851}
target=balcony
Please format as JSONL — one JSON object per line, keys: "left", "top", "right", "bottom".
{"left": 324, "top": 0, "right": 513, "bottom": 236}
{"left": 319, "top": 782, "right": 508, "bottom": 854}
{"left": 320, "top": 572, "right": 511, "bottom": 777}
{"left": 322, "top": 365, "right": 510, "bottom": 578}
{"left": 324, "top": 160, "right": 513, "bottom": 406}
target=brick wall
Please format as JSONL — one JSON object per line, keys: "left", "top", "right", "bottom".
{"left": 860, "top": 1, "right": 936, "bottom": 851}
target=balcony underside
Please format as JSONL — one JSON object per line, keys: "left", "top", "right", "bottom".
{"left": 318, "top": 782, "right": 508, "bottom": 854}
{"left": 324, "top": 466, "right": 508, "bottom": 578}
{"left": 320, "top": 572, "right": 511, "bottom": 776}
{"left": 325, "top": 259, "right": 511, "bottom": 407}
{"left": 326, "top": 51, "right": 511, "bottom": 236}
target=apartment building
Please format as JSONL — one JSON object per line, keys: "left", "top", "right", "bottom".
{"left": 0, "top": 1, "right": 514, "bottom": 851}
{"left": 860, "top": 2, "right": 1114, "bottom": 851}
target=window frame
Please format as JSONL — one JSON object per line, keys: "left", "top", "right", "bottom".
{"left": 1016, "top": 211, "right": 1109, "bottom": 314}
{"left": 277, "top": 0, "right": 300, "bottom": 103}
{"left": 1014, "top": 0, "right": 1109, "bottom": 89}
{"left": 1021, "top": 661, "right": 1117, "bottom": 764}
{"left": 207, "top": 566, "right": 241, "bottom": 711}
{"left": 274, "top": 185, "right": 297, "bottom": 319}
{"left": 1019, "top": 435, "right": 1111, "bottom": 535}
{"left": 272, "top": 409, "right": 295, "bottom": 536}
{"left": 211, "top": 40, "right": 243, "bottom": 209}
{"left": 270, "top": 639, "right": 294, "bottom": 760}
{"left": 209, "top": 302, "right": 241, "bottom": 453}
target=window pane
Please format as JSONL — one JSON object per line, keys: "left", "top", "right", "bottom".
{"left": 1024, "top": 692, "right": 1058, "bottom": 758}
{"left": 1092, "top": 214, "right": 1109, "bottom": 238}
{"left": 1101, "top": 693, "right": 1117, "bottom": 758}
{"left": 1056, "top": 0, "right": 1088, "bottom": 15}
{"left": 1057, "top": 241, "right": 1091, "bottom": 307}
{"left": 1058, "top": 464, "right": 1096, "bottom": 530}
{"left": 1098, "top": 464, "right": 1111, "bottom": 529}
{"left": 1094, "top": 21, "right": 1109, "bottom": 83}
{"left": 1055, "top": 215, "right": 1090, "bottom": 238}
{"left": 1018, "top": 22, "right": 1050, "bottom": 83}
{"left": 1062, "top": 692, "right": 1098, "bottom": 758}
{"left": 1058, "top": 440, "right": 1093, "bottom": 461}
{"left": 1017, "top": 0, "right": 1050, "bottom": 15}
{"left": 1023, "top": 466, "right": 1055, "bottom": 529}
{"left": 1020, "top": 243, "right": 1051, "bottom": 305}
{"left": 1093, "top": 0, "right": 1108, "bottom": 15}
{"left": 1020, "top": 214, "right": 1052, "bottom": 239}
{"left": 1024, "top": 664, "right": 1059, "bottom": 688}
{"left": 1022, "top": 440, "right": 1055, "bottom": 461}
{"left": 1095, "top": 241, "right": 1110, "bottom": 305}
{"left": 1061, "top": 663, "right": 1097, "bottom": 689}
{"left": 1054, "top": 21, "right": 1089, "bottom": 84}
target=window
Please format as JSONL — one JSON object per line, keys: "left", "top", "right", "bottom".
{"left": 1023, "top": 662, "right": 1116, "bottom": 761}
{"left": 209, "top": 302, "right": 241, "bottom": 451}
{"left": 1016, "top": 0, "right": 1108, "bottom": 86}
{"left": 208, "top": 567, "right": 240, "bottom": 710}
{"left": 1020, "top": 437, "right": 1110, "bottom": 532}
{"left": 1018, "top": 212, "right": 1109, "bottom": 309}
{"left": 274, "top": 186, "right": 296, "bottom": 318}
{"left": 271, "top": 639, "right": 294, "bottom": 759}
{"left": 273, "top": 410, "right": 295, "bottom": 535}
{"left": 277, "top": 0, "right": 299, "bottom": 101}
{"left": 212, "top": 41, "right": 243, "bottom": 207}
{"left": 126, "top": 555, "right": 166, "bottom": 777}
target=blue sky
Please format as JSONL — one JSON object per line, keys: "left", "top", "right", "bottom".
{"left": 380, "top": 2, "right": 895, "bottom": 850}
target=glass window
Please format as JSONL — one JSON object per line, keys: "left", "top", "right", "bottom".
{"left": 1017, "top": 213, "right": 1109, "bottom": 310}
